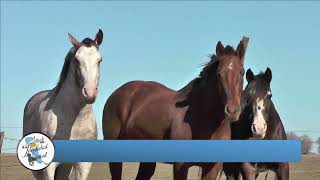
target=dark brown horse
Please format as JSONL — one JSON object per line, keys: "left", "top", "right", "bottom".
{"left": 223, "top": 68, "right": 289, "bottom": 180}
{"left": 103, "top": 38, "right": 248, "bottom": 180}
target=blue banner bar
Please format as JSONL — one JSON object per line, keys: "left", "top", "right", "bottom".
{"left": 52, "top": 140, "right": 301, "bottom": 162}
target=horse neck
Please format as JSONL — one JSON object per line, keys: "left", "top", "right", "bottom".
{"left": 265, "top": 101, "right": 286, "bottom": 139}
{"left": 231, "top": 105, "right": 253, "bottom": 139}
{"left": 202, "top": 78, "right": 224, "bottom": 113}
{"left": 187, "top": 77, "right": 225, "bottom": 120}
{"left": 53, "top": 64, "right": 91, "bottom": 114}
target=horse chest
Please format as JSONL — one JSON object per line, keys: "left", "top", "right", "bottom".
{"left": 69, "top": 116, "right": 97, "bottom": 140}
{"left": 41, "top": 107, "right": 97, "bottom": 140}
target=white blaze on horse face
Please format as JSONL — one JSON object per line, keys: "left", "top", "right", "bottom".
{"left": 228, "top": 62, "right": 233, "bottom": 70}
{"left": 75, "top": 46, "right": 102, "bottom": 102}
{"left": 252, "top": 97, "right": 267, "bottom": 138}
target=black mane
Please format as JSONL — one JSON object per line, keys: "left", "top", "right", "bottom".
{"left": 82, "top": 38, "right": 97, "bottom": 47}
{"left": 178, "top": 45, "right": 236, "bottom": 95}
{"left": 177, "top": 54, "right": 219, "bottom": 98}
{"left": 248, "top": 73, "right": 271, "bottom": 98}
{"left": 54, "top": 47, "right": 76, "bottom": 96}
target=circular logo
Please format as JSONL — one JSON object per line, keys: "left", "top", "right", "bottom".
{"left": 17, "top": 133, "right": 55, "bottom": 170}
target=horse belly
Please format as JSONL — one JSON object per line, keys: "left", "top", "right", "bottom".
{"left": 125, "top": 117, "right": 170, "bottom": 139}
{"left": 124, "top": 108, "right": 172, "bottom": 139}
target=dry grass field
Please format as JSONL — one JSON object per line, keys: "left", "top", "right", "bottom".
{"left": 1, "top": 154, "right": 319, "bottom": 180}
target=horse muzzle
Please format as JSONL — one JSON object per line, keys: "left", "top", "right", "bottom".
{"left": 224, "top": 105, "right": 241, "bottom": 122}
{"left": 82, "top": 86, "right": 98, "bottom": 104}
{"left": 251, "top": 123, "right": 267, "bottom": 139}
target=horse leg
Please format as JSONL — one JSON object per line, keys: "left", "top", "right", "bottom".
{"left": 109, "top": 162, "right": 122, "bottom": 180}
{"left": 201, "top": 162, "right": 223, "bottom": 180}
{"left": 33, "top": 162, "right": 58, "bottom": 180}
{"left": 241, "top": 162, "right": 256, "bottom": 180}
{"left": 103, "top": 112, "right": 123, "bottom": 180}
{"left": 276, "top": 162, "right": 289, "bottom": 180}
{"left": 54, "top": 163, "right": 73, "bottom": 180}
{"left": 135, "top": 162, "right": 156, "bottom": 180}
{"left": 223, "top": 163, "right": 241, "bottom": 180}
{"left": 173, "top": 162, "right": 189, "bottom": 180}
{"left": 74, "top": 162, "right": 93, "bottom": 180}
{"left": 226, "top": 172, "right": 240, "bottom": 180}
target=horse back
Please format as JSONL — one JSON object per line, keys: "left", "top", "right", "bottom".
{"left": 23, "top": 90, "right": 51, "bottom": 136}
{"left": 103, "top": 81, "right": 177, "bottom": 140}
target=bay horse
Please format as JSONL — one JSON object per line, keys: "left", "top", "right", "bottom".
{"left": 103, "top": 38, "right": 248, "bottom": 180}
{"left": 23, "top": 29, "right": 103, "bottom": 180}
{"left": 223, "top": 68, "right": 289, "bottom": 180}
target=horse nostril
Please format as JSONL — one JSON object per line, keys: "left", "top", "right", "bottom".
{"left": 225, "top": 105, "right": 230, "bottom": 115}
{"left": 252, "top": 124, "right": 257, "bottom": 133}
{"left": 83, "top": 88, "right": 87, "bottom": 96}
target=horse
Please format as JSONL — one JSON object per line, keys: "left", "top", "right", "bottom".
{"left": 102, "top": 38, "right": 248, "bottom": 180}
{"left": 223, "top": 68, "right": 289, "bottom": 180}
{"left": 23, "top": 29, "right": 104, "bottom": 180}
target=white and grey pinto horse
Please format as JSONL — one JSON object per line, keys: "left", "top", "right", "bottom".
{"left": 23, "top": 29, "right": 103, "bottom": 180}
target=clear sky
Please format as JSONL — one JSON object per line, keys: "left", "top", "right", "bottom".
{"left": 1, "top": 1, "right": 320, "bottom": 153}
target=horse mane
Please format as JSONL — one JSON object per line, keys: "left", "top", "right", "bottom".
{"left": 53, "top": 47, "right": 76, "bottom": 96}
{"left": 254, "top": 72, "right": 267, "bottom": 83}
{"left": 178, "top": 45, "right": 236, "bottom": 96}
{"left": 176, "top": 54, "right": 220, "bottom": 106}
{"left": 176, "top": 45, "right": 237, "bottom": 107}
{"left": 82, "top": 38, "right": 98, "bottom": 48}
{"left": 223, "top": 45, "right": 236, "bottom": 55}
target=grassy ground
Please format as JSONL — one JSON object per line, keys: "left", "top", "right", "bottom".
{"left": 1, "top": 154, "right": 319, "bottom": 180}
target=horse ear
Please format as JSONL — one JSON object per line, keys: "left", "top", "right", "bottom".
{"left": 216, "top": 41, "right": 224, "bottom": 57}
{"left": 94, "top": 29, "right": 103, "bottom": 46}
{"left": 68, "top": 33, "right": 81, "bottom": 49}
{"left": 246, "top": 69, "right": 254, "bottom": 83}
{"left": 236, "top": 41, "right": 245, "bottom": 59}
{"left": 264, "top": 67, "right": 272, "bottom": 83}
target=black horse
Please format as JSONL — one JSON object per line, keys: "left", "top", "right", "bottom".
{"left": 223, "top": 68, "right": 289, "bottom": 180}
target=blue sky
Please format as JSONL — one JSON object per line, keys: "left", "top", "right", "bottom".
{"left": 1, "top": 1, "right": 320, "bottom": 153}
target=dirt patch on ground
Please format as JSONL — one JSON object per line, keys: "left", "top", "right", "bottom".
{"left": 1, "top": 154, "right": 319, "bottom": 180}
